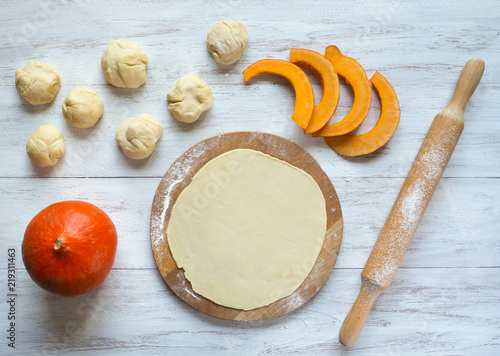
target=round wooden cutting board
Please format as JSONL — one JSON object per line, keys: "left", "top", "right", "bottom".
{"left": 150, "top": 131, "right": 343, "bottom": 321}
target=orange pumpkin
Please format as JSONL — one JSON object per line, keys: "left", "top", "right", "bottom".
{"left": 22, "top": 201, "right": 118, "bottom": 296}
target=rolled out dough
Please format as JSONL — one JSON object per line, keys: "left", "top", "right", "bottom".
{"left": 167, "top": 149, "right": 327, "bottom": 310}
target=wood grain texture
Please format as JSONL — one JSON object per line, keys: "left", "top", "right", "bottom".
{"left": 0, "top": 0, "right": 498, "bottom": 354}
{"left": 150, "top": 132, "right": 343, "bottom": 320}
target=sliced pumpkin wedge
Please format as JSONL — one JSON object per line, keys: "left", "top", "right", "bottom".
{"left": 324, "top": 71, "right": 400, "bottom": 157}
{"left": 289, "top": 48, "right": 340, "bottom": 134}
{"left": 313, "top": 46, "right": 372, "bottom": 137}
{"left": 243, "top": 59, "right": 314, "bottom": 129}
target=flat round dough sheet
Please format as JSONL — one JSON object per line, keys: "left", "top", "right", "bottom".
{"left": 167, "top": 148, "right": 327, "bottom": 310}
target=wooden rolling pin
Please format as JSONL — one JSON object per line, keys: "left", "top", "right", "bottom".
{"left": 339, "top": 58, "right": 485, "bottom": 347}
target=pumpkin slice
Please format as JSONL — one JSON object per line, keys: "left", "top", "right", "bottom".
{"left": 243, "top": 59, "right": 314, "bottom": 129}
{"left": 324, "top": 71, "right": 400, "bottom": 157}
{"left": 313, "top": 46, "right": 372, "bottom": 137}
{"left": 289, "top": 48, "right": 340, "bottom": 134}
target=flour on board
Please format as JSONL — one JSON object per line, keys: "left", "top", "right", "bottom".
{"left": 151, "top": 134, "right": 223, "bottom": 251}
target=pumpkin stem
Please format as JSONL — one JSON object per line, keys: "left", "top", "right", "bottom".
{"left": 54, "top": 236, "right": 62, "bottom": 251}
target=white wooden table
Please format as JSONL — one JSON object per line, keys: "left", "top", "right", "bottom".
{"left": 1, "top": 1, "right": 499, "bottom": 354}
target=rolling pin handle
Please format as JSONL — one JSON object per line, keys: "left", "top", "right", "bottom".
{"left": 447, "top": 58, "right": 485, "bottom": 114}
{"left": 338, "top": 280, "right": 385, "bottom": 347}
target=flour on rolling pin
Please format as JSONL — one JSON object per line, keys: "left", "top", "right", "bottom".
{"left": 368, "top": 122, "right": 463, "bottom": 286}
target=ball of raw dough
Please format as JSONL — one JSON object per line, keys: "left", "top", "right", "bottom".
{"left": 166, "top": 75, "right": 212, "bottom": 123}
{"left": 15, "top": 62, "right": 61, "bottom": 105}
{"left": 101, "top": 40, "right": 148, "bottom": 88}
{"left": 115, "top": 113, "right": 162, "bottom": 160}
{"left": 206, "top": 20, "right": 248, "bottom": 65}
{"left": 62, "top": 88, "right": 104, "bottom": 128}
{"left": 26, "top": 125, "right": 65, "bottom": 167}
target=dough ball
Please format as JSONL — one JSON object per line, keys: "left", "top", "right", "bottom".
{"left": 167, "top": 75, "right": 212, "bottom": 123}
{"left": 26, "top": 125, "right": 65, "bottom": 167}
{"left": 101, "top": 40, "right": 148, "bottom": 88}
{"left": 62, "top": 88, "right": 104, "bottom": 128}
{"left": 115, "top": 113, "right": 162, "bottom": 160}
{"left": 15, "top": 62, "right": 61, "bottom": 105}
{"left": 206, "top": 20, "right": 248, "bottom": 65}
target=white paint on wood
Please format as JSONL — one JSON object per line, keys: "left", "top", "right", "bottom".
{"left": 5, "top": 268, "right": 500, "bottom": 355}
{"left": 0, "top": 0, "right": 498, "bottom": 354}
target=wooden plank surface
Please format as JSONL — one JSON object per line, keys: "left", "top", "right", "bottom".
{"left": 0, "top": 0, "right": 499, "bottom": 354}
{"left": 5, "top": 268, "right": 500, "bottom": 355}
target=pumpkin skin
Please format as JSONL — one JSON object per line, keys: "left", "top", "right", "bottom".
{"left": 22, "top": 201, "right": 118, "bottom": 296}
